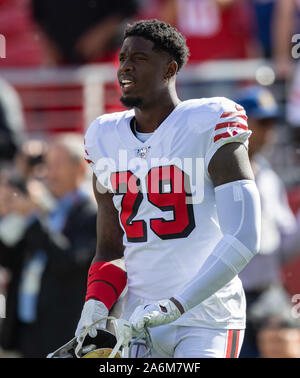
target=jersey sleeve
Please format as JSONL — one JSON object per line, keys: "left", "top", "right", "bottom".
{"left": 204, "top": 98, "right": 252, "bottom": 169}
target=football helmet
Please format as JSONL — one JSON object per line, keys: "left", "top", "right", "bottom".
{"left": 47, "top": 316, "right": 152, "bottom": 358}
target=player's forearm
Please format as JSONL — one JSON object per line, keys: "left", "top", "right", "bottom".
{"left": 173, "top": 238, "right": 255, "bottom": 312}
{"left": 173, "top": 179, "right": 261, "bottom": 312}
{"left": 92, "top": 242, "right": 124, "bottom": 264}
{"left": 88, "top": 174, "right": 127, "bottom": 308}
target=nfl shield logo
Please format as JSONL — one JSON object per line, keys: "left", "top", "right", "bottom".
{"left": 136, "top": 146, "right": 150, "bottom": 159}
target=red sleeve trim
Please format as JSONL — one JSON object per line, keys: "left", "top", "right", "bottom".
{"left": 220, "top": 112, "right": 248, "bottom": 121}
{"left": 215, "top": 122, "right": 248, "bottom": 131}
{"left": 214, "top": 130, "right": 238, "bottom": 142}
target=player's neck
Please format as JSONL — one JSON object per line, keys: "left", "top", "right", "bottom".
{"left": 134, "top": 89, "right": 181, "bottom": 133}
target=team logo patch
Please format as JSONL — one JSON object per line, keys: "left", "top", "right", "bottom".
{"left": 136, "top": 146, "right": 150, "bottom": 159}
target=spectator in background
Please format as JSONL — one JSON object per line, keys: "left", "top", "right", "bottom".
{"left": 250, "top": 285, "right": 300, "bottom": 358}
{"left": 257, "top": 320, "right": 300, "bottom": 358}
{"left": 234, "top": 86, "right": 300, "bottom": 358}
{"left": 14, "top": 139, "right": 48, "bottom": 182}
{"left": 31, "top": 0, "right": 139, "bottom": 65}
{"left": 0, "top": 134, "right": 97, "bottom": 357}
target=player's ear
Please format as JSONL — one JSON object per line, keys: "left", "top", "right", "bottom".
{"left": 164, "top": 60, "right": 178, "bottom": 81}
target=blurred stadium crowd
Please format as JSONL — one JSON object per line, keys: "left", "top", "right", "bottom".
{"left": 0, "top": 0, "right": 300, "bottom": 358}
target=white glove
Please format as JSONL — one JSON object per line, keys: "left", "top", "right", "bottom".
{"left": 129, "top": 299, "right": 182, "bottom": 334}
{"left": 75, "top": 299, "right": 109, "bottom": 338}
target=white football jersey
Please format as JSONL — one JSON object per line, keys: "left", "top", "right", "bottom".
{"left": 84, "top": 97, "right": 251, "bottom": 329}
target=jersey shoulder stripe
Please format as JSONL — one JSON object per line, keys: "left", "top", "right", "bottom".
{"left": 215, "top": 122, "right": 248, "bottom": 131}
{"left": 212, "top": 100, "right": 250, "bottom": 144}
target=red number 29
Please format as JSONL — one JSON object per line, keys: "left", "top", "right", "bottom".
{"left": 110, "top": 166, "right": 195, "bottom": 242}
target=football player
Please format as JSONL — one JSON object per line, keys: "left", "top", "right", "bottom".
{"left": 76, "top": 19, "right": 261, "bottom": 358}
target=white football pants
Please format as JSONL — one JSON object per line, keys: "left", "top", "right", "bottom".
{"left": 149, "top": 324, "right": 244, "bottom": 358}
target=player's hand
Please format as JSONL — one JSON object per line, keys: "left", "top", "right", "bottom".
{"left": 75, "top": 299, "right": 108, "bottom": 338}
{"left": 129, "top": 298, "right": 183, "bottom": 334}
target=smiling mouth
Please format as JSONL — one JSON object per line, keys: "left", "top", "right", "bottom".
{"left": 120, "top": 79, "right": 136, "bottom": 90}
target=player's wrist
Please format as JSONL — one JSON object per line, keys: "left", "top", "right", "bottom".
{"left": 85, "top": 261, "right": 127, "bottom": 310}
{"left": 169, "top": 297, "right": 185, "bottom": 315}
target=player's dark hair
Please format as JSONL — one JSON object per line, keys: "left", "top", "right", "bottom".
{"left": 123, "top": 19, "right": 190, "bottom": 72}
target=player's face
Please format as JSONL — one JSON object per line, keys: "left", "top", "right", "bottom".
{"left": 118, "top": 36, "right": 170, "bottom": 108}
